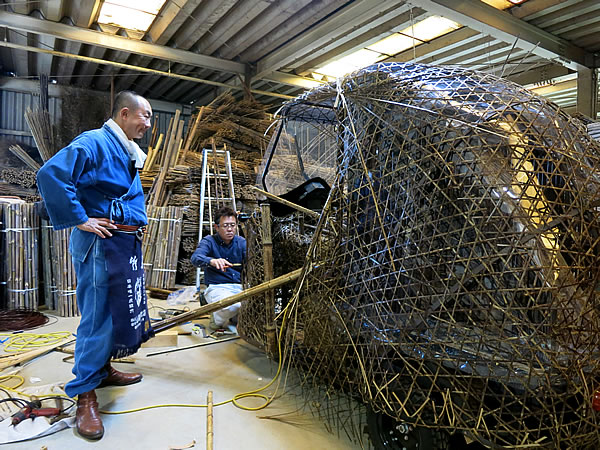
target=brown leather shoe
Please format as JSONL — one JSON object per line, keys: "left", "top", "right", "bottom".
{"left": 76, "top": 390, "right": 104, "bottom": 440}
{"left": 98, "top": 364, "right": 143, "bottom": 388}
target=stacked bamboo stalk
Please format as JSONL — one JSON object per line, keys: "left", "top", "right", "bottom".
{"left": 40, "top": 219, "right": 53, "bottom": 310}
{"left": 0, "top": 168, "right": 37, "bottom": 188}
{"left": 24, "top": 107, "right": 55, "bottom": 162}
{"left": 0, "top": 200, "right": 39, "bottom": 310}
{"left": 8, "top": 145, "right": 41, "bottom": 171}
{"left": 143, "top": 205, "right": 184, "bottom": 289}
{"left": 182, "top": 91, "right": 272, "bottom": 157}
{"left": 145, "top": 109, "right": 186, "bottom": 207}
{"left": 49, "top": 227, "right": 78, "bottom": 317}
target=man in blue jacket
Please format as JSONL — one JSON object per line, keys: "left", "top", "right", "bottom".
{"left": 191, "top": 206, "right": 246, "bottom": 331}
{"left": 37, "top": 91, "right": 154, "bottom": 440}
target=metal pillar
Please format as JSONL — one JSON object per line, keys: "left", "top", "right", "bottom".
{"left": 577, "top": 68, "right": 598, "bottom": 119}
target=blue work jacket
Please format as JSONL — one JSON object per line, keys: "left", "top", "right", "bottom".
{"left": 37, "top": 123, "right": 147, "bottom": 230}
{"left": 191, "top": 234, "right": 246, "bottom": 285}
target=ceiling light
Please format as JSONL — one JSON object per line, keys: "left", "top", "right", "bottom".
{"left": 481, "top": 0, "right": 528, "bottom": 9}
{"left": 315, "top": 49, "right": 385, "bottom": 78}
{"left": 312, "top": 15, "right": 461, "bottom": 79}
{"left": 98, "top": 0, "right": 167, "bottom": 32}
{"left": 368, "top": 16, "right": 461, "bottom": 56}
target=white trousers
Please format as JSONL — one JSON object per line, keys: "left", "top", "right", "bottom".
{"left": 203, "top": 283, "right": 242, "bottom": 326}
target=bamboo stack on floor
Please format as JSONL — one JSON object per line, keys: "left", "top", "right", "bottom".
{"left": 0, "top": 201, "right": 39, "bottom": 310}
{"left": 48, "top": 225, "right": 78, "bottom": 317}
{"left": 143, "top": 205, "right": 184, "bottom": 289}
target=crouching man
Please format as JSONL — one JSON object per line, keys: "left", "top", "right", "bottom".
{"left": 191, "top": 206, "right": 246, "bottom": 332}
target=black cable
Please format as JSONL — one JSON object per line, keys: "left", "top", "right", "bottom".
{"left": 0, "top": 397, "right": 29, "bottom": 408}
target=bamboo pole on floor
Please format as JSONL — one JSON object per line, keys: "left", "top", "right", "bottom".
{"left": 152, "top": 267, "right": 303, "bottom": 333}
{"left": 207, "top": 390, "right": 213, "bottom": 450}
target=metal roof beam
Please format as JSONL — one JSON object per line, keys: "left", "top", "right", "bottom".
{"left": 0, "top": 10, "right": 244, "bottom": 74}
{"left": 0, "top": 10, "right": 318, "bottom": 90}
{"left": 415, "top": 0, "right": 596, "bottom": 70}
{"left": 0, "top": 40, "right": 295, "bottom": 100}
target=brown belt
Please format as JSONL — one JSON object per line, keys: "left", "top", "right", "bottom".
{"left": 114, "top": 223, "right": 145, "bottom": 233}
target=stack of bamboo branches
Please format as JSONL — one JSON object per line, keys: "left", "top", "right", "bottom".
{"left": 144, "top": 110, "right": 186, "bottom": 207}
{"left": 143, "top": 205, "right": 184, "bottom": 289}
{"left": 0, "top": 199, "right": 39, "bottom": 310}
{"left": 40, "top": 221, "right": 78, "bottom": 317}
{"left": 184, "top": 91, "right": 272, "bottom": 156}
{"left": 0, "top": 165, "right": 40, "bottom": 202}
{"left": 8, "top": 145, "right": 41, "bottom": 171}
{"left": 24, "top": 107, "right": 55, "bottom": 162}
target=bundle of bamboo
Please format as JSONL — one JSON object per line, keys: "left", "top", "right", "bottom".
{"left": 8, "top": 145, "right": 41, "bottom": 171}
{"left": 0, "top": 168, "right": 37, "bottom": 188}
{"left": 24, "top": 107, "right": 55, "bottom": 162}
{"left": 41, "top": 222, "right": 78, "bottom": 317}
{"left": 0, "top": 200, "right": 39, "bottom": 310}
{"left": 183, "top": 92, "right": 272, "bottom": 157}
{"left": 144, "top": 110, "right": 186, "bottom": 207}
{"left": 143, "top": 205, "right": 184, "bottom": 289}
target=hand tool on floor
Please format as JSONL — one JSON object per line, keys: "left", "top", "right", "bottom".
{"left": 11, "top": 400, "right": 61, "bottom": 425}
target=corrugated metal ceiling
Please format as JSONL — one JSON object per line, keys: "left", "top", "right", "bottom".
{"left": 0, "top": 0, "right": 598, "bottom": 112}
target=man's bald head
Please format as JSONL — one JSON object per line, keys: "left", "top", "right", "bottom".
{"left": 111, "top": 90, "right": 144, "bottom": 120}
{"left": 111, "top": 90, "right": 152, "bottom": 140}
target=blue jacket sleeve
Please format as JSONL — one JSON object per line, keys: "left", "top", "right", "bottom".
{"left": 190, "top": 237, "right": 214, "bottom": 268}
{"left": 36, "top": 142, "right": 93, "bottom": 230}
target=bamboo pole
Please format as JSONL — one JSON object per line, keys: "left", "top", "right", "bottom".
{"left": 179, "top": 106, "right": 204, "bottom": 164}
{"left": 144, "top": 133, "right": 163, "bottom": 171}
{"left": 261, "top": 203, "right": 276, "bottom": 357}
{"left": 152, "top": 267, "right": 302, "bottom": 333}
{"left": 158, "top": 116, "right": 174, "bottom": 169}
{"left": 207, "top": 391, "right": 213, "bottom": 450}
{"left": 2, "top": 202, "right": 40, "bottom": 310}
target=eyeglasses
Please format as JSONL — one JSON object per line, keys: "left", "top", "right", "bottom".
{"left": 219, "top": 223, "right": 237, "bottom": 229}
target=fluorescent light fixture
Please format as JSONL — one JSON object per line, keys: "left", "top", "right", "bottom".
{"left": 368, "top": 16, "right": 460, "bottom": 55}
{"left": 482, "top": 0, "right": 528, "bottom": 9}
{"left": 367, "top": 34, "right": 415, "bottom": 56}
{"left": 98, "top": 0, "right": 167, "bottom": 32}
{"left": 312, "top": 13, "right": 464, "bottom": 81}
{"left": 316, "top": 49, "right": 386, "bottom": 78}
{"left": 314, "top": 15, "right": 461, "bottom": 78}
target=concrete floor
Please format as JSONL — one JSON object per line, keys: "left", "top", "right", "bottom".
{"left": 2, "top": 299, "right": 366, "bottom": 449}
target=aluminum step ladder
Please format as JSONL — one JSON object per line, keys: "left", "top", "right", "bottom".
{"left": 196, "top": 146, "right": 237, "bottom": 288}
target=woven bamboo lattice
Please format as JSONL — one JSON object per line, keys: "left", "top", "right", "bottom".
{"left": 240, "top": 62, "right": 600, "bottom": 448}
